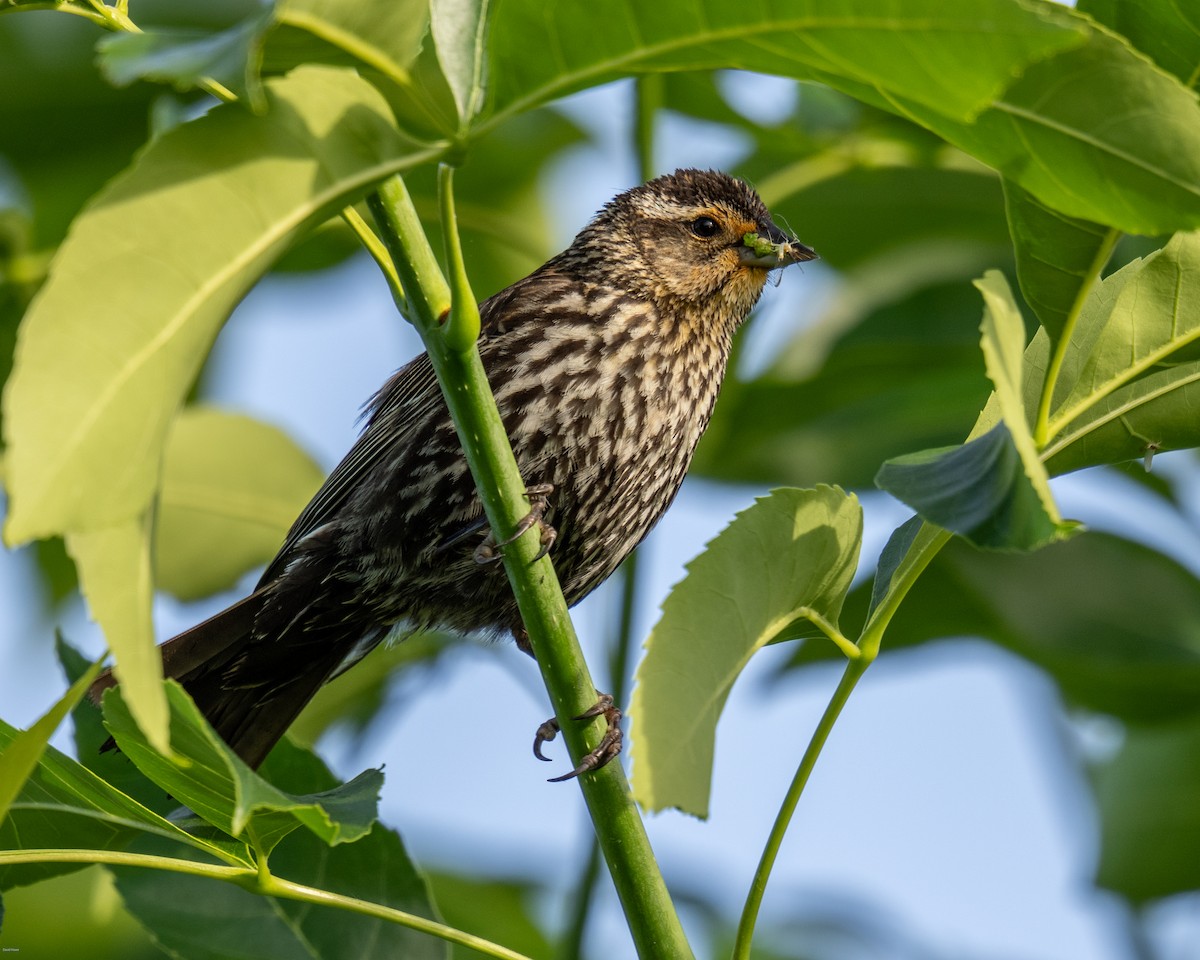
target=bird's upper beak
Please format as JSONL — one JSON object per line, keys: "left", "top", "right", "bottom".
{"left": 738, "top": 219, "right": 818, "bottom": 269}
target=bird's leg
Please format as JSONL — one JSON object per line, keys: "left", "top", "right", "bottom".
{"left": 474, "top": 483, "right": 557, "bottom": 564}
{"left": 515, "top": 626, "right": 624, "bottom": 783}
{"left": 534, "top": 693, "right": 624, "bottom": 783}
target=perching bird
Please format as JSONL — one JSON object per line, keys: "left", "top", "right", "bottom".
{"left": 91, "top": 168, "right": 815, "bottom": 776}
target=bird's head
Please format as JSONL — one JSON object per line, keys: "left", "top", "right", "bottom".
{"left": 558, "top": 168, "right": 816, "bottom": 319}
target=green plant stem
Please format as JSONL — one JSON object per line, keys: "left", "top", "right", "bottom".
{"left": 367, "top": 173, "right": 693, "bottom": 960}
{"left": 732, "top": 656, "right": 869, "bottom": 960}
{"left": 0, "top": 849, "right": 533, "bottom": 960}
{"left": 1034, "top": 227, "right": 1120, "bottom": 446}
{"left": 733, "top": 522, "right": 951, "bottom": 958}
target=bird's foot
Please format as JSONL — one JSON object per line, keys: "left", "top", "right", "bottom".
{"left": 534, "top": 692, "right": 623, "bottom": 783}
{"left": 474, "top": 483, "right": 557, "bottom": 564}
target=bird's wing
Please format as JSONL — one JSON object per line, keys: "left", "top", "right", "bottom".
{"left": 256, "top": 269, "right": 574, "bottom": 587}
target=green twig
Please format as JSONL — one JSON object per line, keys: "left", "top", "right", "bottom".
{"left": 731, "top": 657, "right": 870, "bottom": 960}
{"left": 0, "top": 849, "right": 533, "bottom": 960}
{"left": 1034, "top": 228, "right": 1119, "bottom": 446}
{"left": 367, "top": 174, "right": 693, "bottom": 960}
{"left": 733, "top": 522, "right": 951, "bottom": 957}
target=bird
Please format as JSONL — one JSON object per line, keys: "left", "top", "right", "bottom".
{"left": 90, "top": 168, "right": 816, "bottom": 776}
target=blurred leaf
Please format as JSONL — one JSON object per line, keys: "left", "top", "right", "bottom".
{"left": 154, "top": 407, "right": 324, "bottom": 601}
{"left": 0, "top": 645, "right": 105, "bottom": 824}
{"left": 432, "top": 0, "right": 489, "bottom": 128}
{"left": 695, "top": 278, "right": 992, "bottom": 490}
{"left": 0, "top": 866, "right": 160, "bottom": 959}
{"left": 427, "top": 872, "right": 551, "bottom": 960}
{"left": 1079, "top": 0, "right": 1200, "bottom": 89}
{"left": 97, "top": 8, "right": 273, "bottom": 110}
{"left": 0, "top": 13, "right": 158, "bottom": 250}
{"left": 1002, "top": 179, "right": 1116, "bottom": 343}
{"left": 65, "top": 518, "right": 166, "bottom": 754}
{"left": 116, "top": 747, "right": 444, "bottom": 960}
{"left": 2, "top": 65, "right": 430, "bottom": 546}
{"left": 103, "top": 682, "right": 382, "bottom": 853}
{"left": 791, "top": 532, "right": 1200, "bottom": 723}
{"left": 0, "top": 715, "right": 250, "bottom": 892}
{"left": 1047, "top": 232, "right": 1200, "bottom": 450}
{"left": 632, "top": 486, "right": 861, "bottom": 816}
{"left": 764, "top": 165, "right": 1008, "bottom": 274}
{"left": 1094, "top": 716, "right": 1200, "bottom": 902}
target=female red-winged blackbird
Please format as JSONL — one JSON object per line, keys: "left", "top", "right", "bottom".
{"left": 92, "top": 168, "right": 815, "bottom": 772}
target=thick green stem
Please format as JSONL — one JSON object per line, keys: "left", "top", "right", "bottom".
{"left": 367, "top": 174, "right": 693, "bottom": 960}
{"left": 0, "top": 849, "right": 532, "bottom": 960}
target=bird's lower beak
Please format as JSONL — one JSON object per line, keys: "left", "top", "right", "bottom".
{"left": 738, "top": 220, "right": 818, "bottom": 268}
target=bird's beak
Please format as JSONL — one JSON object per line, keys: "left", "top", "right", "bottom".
{"left": 738, "top": 219, "right": 818, "bottom": 268}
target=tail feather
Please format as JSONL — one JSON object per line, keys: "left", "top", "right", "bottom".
{"left": 89, "top": 590, "right": 346, "bottom": 769}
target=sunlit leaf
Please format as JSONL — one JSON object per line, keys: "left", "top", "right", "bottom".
{"left": 155, "top": 408, "right": 324, "bottom": 601}
{"left": 631, "top": 486, "right": 862, "bottom": 816}
{"left": 65, "top": 519, "right": 165, "bottom": 753}
{"left": 1048, "top": 232, "right": 1200, "bottom": 441}
{"left": 2, "top": 66, "right": 433, "bottom": 547}
{"left": 432, "top": 0, "right": 490, "bottom": 127}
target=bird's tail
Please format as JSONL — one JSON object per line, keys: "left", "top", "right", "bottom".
{"left": 89, "top": 591, "right": 345, "bottom": 769}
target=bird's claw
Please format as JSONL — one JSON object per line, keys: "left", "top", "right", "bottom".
{"left": 473, "top": 484, "right": 557, "bottom": 564}
{"left": 533, "top": 693, "right": 624, "bottom": 783}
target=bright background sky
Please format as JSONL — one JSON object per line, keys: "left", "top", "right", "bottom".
{"left": 4, "top": 73, "right": 1199, "bottom": 959}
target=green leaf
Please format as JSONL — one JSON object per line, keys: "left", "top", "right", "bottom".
{"left": 882, "top": 26, "right": 1200, "bottom": 234}
{"left": 877, "top": 272, "right": 1070, "bottom": 551}
{"left": 1002, "top": 179, "right": 1117, "bottom": 344}
{"left": 1047, "top": 232, "right": 1200, "bottom": 443}
{"left": 65, "top": 518, "right": 166, "bottom": 754}
{"left": 432, "top": 0, "right": 490, "bottom": 128}
{"left": 631, "top": 486, "right": 862, "bottom": 817}
{"left": 875, "top": 424, "right": 1060, "bottom": 550}
{"left": 154, "top": 408, "right": 324, "bottom": 601}
{"left": 0, "top": 717, "right": 250, "bottom": 892}
{"left": 57, "top": 636, "right": 174, "bottom": 814}
{"left": 1079, "top": 0, "right": 1200, "bottom": 90}
{"left": 115, "top": 821, "right": 447, "bottom": 960}
{"left": 1094, "top": 717, "right": 1200, "bottom": 903}
{"left": 102, "top": 682, "right": 382, "bottom": 853}
{"left": 793, "top": 532, "right": 1200, "bottom": 723}
{"left": 973, "top": 270, "right": 1061, "bottom": 522}
{"left": 0, "top": 649, "right": 106, "bottom": 826}
{"left": 1044, "top": 358, "right": 1200, "bottom": 476}
{"left": 485, "top": 0, "right": 1087, "bottom": 128}
{"left": 96, "top": 8, "right": 274, "bottom": 111}
{"left": 2, "top": 65, "right": 434, "bottom": 546}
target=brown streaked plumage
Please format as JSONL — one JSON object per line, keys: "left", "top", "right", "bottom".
{"left": 91, "top": 168, "right": 816, "bottom": 771}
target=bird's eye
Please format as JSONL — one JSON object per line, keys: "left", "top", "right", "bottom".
{"left": 690, "top": 216, "right": 720, "bottom": 238}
